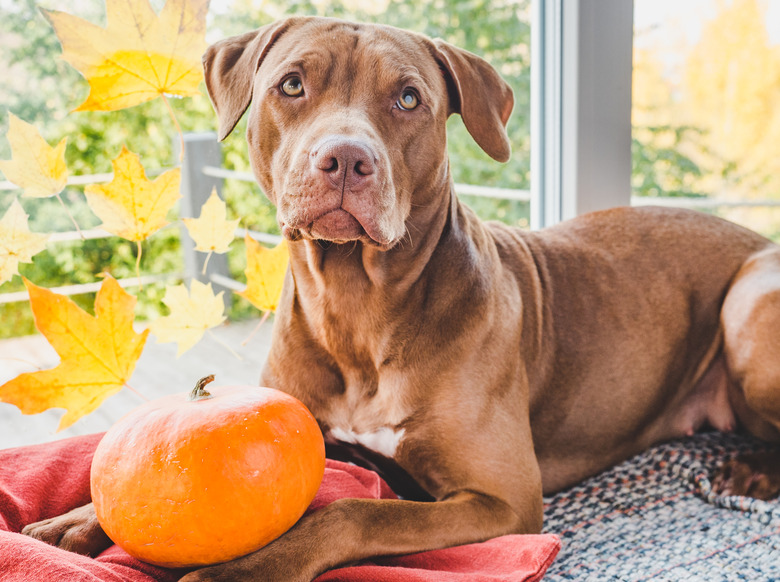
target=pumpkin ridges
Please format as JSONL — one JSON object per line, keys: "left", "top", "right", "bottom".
{"left": 90, "top": 382, "right": 325, "bottom": 567}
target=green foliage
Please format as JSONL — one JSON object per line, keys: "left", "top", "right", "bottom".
{"left": 631, "top": 125, "right": 707, "bottom": 199}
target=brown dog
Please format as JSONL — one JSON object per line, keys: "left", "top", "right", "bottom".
{"left": 24, "top": 16, "right": 780, "bottom": 582}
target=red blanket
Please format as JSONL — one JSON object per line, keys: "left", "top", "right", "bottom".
{"left": 0, "top": 433, "right": 559, "bottom": 581}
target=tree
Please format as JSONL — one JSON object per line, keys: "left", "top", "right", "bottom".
{"left": 684, "top": 0, "right": 780, "bottom": 199}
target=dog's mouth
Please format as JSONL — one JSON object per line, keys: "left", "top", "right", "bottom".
{"left": 281, "top": 208, "right": 395, "bottom": 249}
{"left": 310, "top": 209, "right": 365, "bottom": 242}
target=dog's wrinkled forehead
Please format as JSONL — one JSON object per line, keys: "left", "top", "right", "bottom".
{"left": 257, "top": 22, "right": 447, "bottom": 111}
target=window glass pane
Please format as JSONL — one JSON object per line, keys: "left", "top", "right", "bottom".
{"left": 632, "top": 0, "right": 780, "bottom": 241}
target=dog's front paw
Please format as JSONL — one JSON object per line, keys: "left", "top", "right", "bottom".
{"left": 712, "top": 451, "right": 780, "bottom": 500}
{"left": 179, "top": 556, "right": 310, "bottom": 582}
{"left": 22, "top": 503, "right": 112, "bottom": 557}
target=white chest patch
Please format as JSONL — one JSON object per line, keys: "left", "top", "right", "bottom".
{"left": 329, "top": 426, "right": 405, "bottom": 458}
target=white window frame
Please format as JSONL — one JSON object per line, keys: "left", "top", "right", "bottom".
{"left": 531, "top": 0, "right": 634, "bottom": 229}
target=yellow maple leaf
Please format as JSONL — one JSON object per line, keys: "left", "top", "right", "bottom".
{"left": 85, "top": 146, "right": 181, "bottom": 241}
{"left": 0, "top": 113, "right": 68, "bottom": 198}
{"left": 149, "top": 280, "right": 226, "bottom": 356}
{"left": 0, "top": 199, "right": 50, "bottom": 286}
{"left": 238, "top": 235, "right": 289, "bottom": 312}
{"left": 0, "top": 276, "right": 148, "bottom": 430}
{"left": 42, "top": 0, "right": 210, "bottom": 112}
{"left": 183, "top": 188, "right": 239, "bottom": 254}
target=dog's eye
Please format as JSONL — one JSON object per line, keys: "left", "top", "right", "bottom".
{"left": 281, "top": 76, "right": 304, "bottom": 97}
{"left": 397, "top": 89, "right": 419, "bottom": 110}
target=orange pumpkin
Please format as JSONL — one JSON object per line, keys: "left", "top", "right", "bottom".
{"left": 90, "top": 375, "right": 325, "bottom": 568}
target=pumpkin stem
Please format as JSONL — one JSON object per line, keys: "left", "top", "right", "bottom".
{"left": 190, "top": 375, "right": 215, "bottom": 401}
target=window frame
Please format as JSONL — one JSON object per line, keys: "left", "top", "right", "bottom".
{"left": 531, "top": 0, "right": 634, "bottom": 229}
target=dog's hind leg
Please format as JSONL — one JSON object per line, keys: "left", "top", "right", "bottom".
{"left": 714, "top": 246, "right": 780, "bottom": 498}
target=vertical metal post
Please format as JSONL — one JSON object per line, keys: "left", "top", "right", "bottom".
{"left": 176, "top": 132, "right": 232, "bottom": 304}
{"left": 531, "top": 0, "right": 562, "bottom": 230}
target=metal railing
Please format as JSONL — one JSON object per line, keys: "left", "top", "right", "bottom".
{"left": 1, "top": 131, "right": 779, "bottom": 306}
{"left": 0, "top": 164, "right": 187, "bottom": 305}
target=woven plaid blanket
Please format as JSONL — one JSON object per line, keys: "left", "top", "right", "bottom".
{"left": 542, "top": 432, "right": 780, "bottom": 581}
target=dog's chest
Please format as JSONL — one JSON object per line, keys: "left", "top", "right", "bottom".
{"left": 323, "top": 421, "right": 432, "bottom": 501}
{"left": 321, "top": 386, "right": 433, "bottom": 500}
{"left": 328, "top": 426, "right": 405, "bottom": 458}
{"left": 320, "top": 370, "right": 411, "bottom": 459}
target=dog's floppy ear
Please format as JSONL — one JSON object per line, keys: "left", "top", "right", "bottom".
{"left": 202, "top": 20, "right": 292, "bottom": 141}
{"left": 432, "top": 39, "right": 514, "bottom": 162}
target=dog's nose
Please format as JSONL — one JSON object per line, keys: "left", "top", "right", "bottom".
{"left": 310, "top": 137, "right": 377, "bottom": 192}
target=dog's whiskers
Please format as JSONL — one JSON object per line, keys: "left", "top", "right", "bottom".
{"left": 400, "top": 225, "right": 415, "bottom": 250}
{"left": 346, "top": 240, "right": 359, "bottom": 257}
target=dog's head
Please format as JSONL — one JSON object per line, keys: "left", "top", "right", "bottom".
{"left": 203, "top": 17, "right": 513, "bottom": 249}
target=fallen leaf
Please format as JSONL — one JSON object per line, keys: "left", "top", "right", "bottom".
{"left": 0, "top": 113, "right": 68, "bottom": 198}
{"left": 182, "top": 188, "right": 239, "bottom": 254}
{"left": 42, "top": 0, "right": 210, "bottom": 112}
{"left": 0, "top": 277, "right": 149, "bottom": 430}
{"left": 149, "top": 280, "right": 226, "bottom": 356}
{"left": 238, "top": 235, "right": 289, "bottom": 312}
{"left": 85, "top": 146, "right": 181, "bottom": 241}
{"left": 0, "top": 199, "right": 50, "bottom": 285}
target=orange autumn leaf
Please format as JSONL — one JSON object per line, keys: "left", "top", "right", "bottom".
{"left": 42, "top": 0, "right": 210, "bottom": 112}
{"left": 85, "top": 146, "right": 181, "bottom": 241}
{"left": 238, "top": 235, "right": 289, "bottom": 312}
{"left": 0, "top": 277, "right": 149, "bottom": 430}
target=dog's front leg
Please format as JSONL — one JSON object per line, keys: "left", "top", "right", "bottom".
{"left": 179, "top": 490, "right": 535, "bottom": 582}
